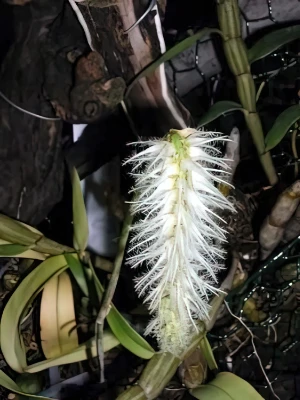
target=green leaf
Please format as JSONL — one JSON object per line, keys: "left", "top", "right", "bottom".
{"left": 88, "top": 263, "right": 155, "bottom": 359}
{"left": 190, "top": 372, "right": 264, "bottom": 399}
{"left": 0, "top": 243, "right": 45, "bottom": 260}
{"left": 16, "top": 373, "right": 43, "bottom": 395}
{"left": 1, "top": 255, "right": 68, "bottom": 372}
{"left": 25, "top": 331, "right": 119, "bottom": 373}
{"left": 265, "top": 105, "right": 300, "bottom": 151}
{"left": 197, "top": 101, "right": 243, "bottom": 127}
{"left": 199, "top": 335, "right": 218, "bottom": 370}
{"left": 0, "top": 244, "right": 29, "bottom": 256}
{"left": 0, "top": 370, "right": 52, "bottom": 399}
{"left": 65, "top": 253, "right": 89, "bottom": 297}
{"left": 0, "top": 214, "right": 40, "bottom": 246}
{"left": 248, "top": 25, "right": 300, "bottom": 64}
{"left": 0, "top": 242, "right": 45, "bottom": 260}
{"left": 126, "top": 28, "right": 222, "bottom": 96}
{"left": 70, "top": 166, "right": 88, "bottom": 251}
{"left": 107, "top": 303, "right": 154, "bottom": 359}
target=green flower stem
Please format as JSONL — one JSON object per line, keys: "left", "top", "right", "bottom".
{"left": 116, "top": 352, "right": 193, "bottom": 400}
{"left": 95, "top": 207, "right": 133, "bottom": 382}
{"left": 116, "top": 333, "right": 205, "bottom": 399}
{"left": 116, "top": 332, "right": 206, "bottom": 400}
{"left": 115, "top": 252, "right": 239, "bottom": 400}
{"left": 139, "top": 353, "right": 181, "bottom": 398}
{"left": 217, "top": 0, "right": 278, "bottom": 186}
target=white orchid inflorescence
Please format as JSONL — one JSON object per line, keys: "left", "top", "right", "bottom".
{"left": 126, "top": 128, "right": 234, "bottom": 355}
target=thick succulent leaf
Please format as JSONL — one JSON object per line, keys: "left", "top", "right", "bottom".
{"left": 1, "top": 255, "right": 68, "bottom": 372}
{"left": 248, "top": 25, "right": 300, "bottom": 64}
{"left": 190, "top": 372, "right": 264, "bottom": 399}
{"left": 265, "top": 105, "right": 300, "bottom": 151}
{"left": 198, "top": 101, "right": 243, "bottom": 127}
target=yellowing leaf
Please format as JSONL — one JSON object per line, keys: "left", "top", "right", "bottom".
{"left": 0, "top": 253, "right": 120, "bottom": 375}
{"left": 40, "top": 274, "right": 60, "bottom": 359}
{"left": 26, "top": 331, "right": 119, "bottom": 373}
{"left": 1, "top": 255, "right": 68, "bottom": 372}
{"left": 40, "top": 271, "right": 78, "bottom": 359}
{"left": 57, "top": 271, "right": 78, "bottom": 354}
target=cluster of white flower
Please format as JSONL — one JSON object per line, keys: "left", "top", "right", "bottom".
{"left": 126, "top": 128, "right": 234, "bottom": 355}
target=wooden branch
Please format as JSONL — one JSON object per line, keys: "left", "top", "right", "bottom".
{"left": 0, "top": 0, "right": 191, "bottom": 222}
{"left": 0, "top": 0, "right": 126, "bottom": 222}
{"left": 77, "top": 0, "right": 192, "bottom": 135}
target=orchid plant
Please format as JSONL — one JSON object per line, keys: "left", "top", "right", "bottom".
{"left": 126, "top": 128, "right": 234, "bottom": 354}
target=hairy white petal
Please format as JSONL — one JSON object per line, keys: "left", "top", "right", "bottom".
{"left": 126, "top": 128, "right": 234, "bottom": 355}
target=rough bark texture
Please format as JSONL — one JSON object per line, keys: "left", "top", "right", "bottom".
{"left": 78, "top": 0, "right": 191, "bottom": 133}
{"left": 0, "top": 2, "right": 67, "bottom": 225}
{"left": 0, "top": 0, "right": 191, "bottom": 224}
{"left": 0, "top": 0, "right": 123, "bottom": 224}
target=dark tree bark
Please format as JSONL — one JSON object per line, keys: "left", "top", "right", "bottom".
{"left": 0, "top": 0, "right": 190, "bottom": 224}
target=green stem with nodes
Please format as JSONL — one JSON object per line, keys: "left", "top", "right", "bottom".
{"left": 217, "top": 0, "right": 278, "bottom": 186}
{"left": 116, "top": 255, "right": 238, "bottom": 400}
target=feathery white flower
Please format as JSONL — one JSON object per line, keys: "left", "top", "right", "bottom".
{"left": 126, "top": 128, "right": 234, "bottom": 355}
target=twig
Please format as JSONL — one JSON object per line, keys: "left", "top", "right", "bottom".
{"left": 206, "top": 251, "right": 239, "bottom": 331}
{"left": 229, "top": 334, "right": 250, "bottom": 357}
{"left": 225, "top": 301, "right": 280, "bottom": 400}
{"left": 95, "top": 208, "right": 133, "bottom": 382}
